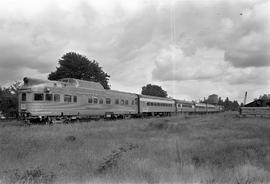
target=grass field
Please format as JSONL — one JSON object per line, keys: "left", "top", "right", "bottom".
{"left": 0, "top": 112, "right": 270, "bottom": 184}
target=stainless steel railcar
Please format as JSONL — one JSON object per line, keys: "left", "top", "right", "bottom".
{"left": 175, "top": 100, "right": 224, "bottom": 114}
{"left": 138, "top": 95, "right": 175, "bottom": 116}
{"left": 175, "top": 100, "right": 195, "bottom": 113}
{"left": 18, "top": 78, "right": 139, "bottom": 123}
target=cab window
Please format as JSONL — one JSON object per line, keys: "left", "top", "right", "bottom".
{"left": 93, "top": 98, "right": 98, "bottom": 104}
{"left": 115, "top": 99, "right": 119, "bottom": 104}
{"left": 54, "top": 94, "right": 60, "bottom": 102}
{"left": 88, "top": 98, "right": 93, "bottom": 103}
{"left": 21, "top": 93, "right": 26, "bottom": 101}
{"left": 73, "top": 96, "right": 77, "bottom": 103}
{"left": 99, "top": 98, "right": 103, "bottom": 104}
{"left": 64, "top": 95, "right": 72, "bottom": 103}
{"left": 34, "top": 93, "right": 44, "bottom": 101}
{"left": 120, "top": 99, "right": 124, "bottom": 105}
{"left": 45, "top": 94, "right": 53, "bottom": 101}
{"left": 125, "top": 100, "right": 128, "bottom": 105}
{"left": 135, "top": 98, "right": 138, "bottom": 105}
{"left": 106, "top": 98, "right": 111, "bottom": 104}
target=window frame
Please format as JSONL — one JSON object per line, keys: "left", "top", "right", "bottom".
{"left": 106, "top": 98, "right": 111, "bottom": 104}
{"left": 120, "top": 99, "right": 124, "bottom": 105}
{"left": 21, "top": 93, "right": 26, "bottom": 101}
{"left": 34, "top": 93, "right": 44, "bottom": 101}
{"left": 45, "top": 94, "right": 53, "bottom": 101}
{"left": 54, "top": 94, "right": 60, "bottom": 102}
{"left": 64, "top": 94, "right": 72, "bottom": 103}
{"left": 73, "top": 96, "right": 77, "bottom": 103}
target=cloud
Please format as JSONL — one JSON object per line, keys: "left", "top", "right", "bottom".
{"left": 156, "top": 0, "right": 270, "bottom": 68}
{"left": 224, "top": 67, "right": 270, "bottom": 85}
{"left": 152, "top": 45, "right": 227, "bottom": 81}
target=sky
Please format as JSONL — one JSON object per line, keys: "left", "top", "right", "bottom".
{"left": 0, "top": 0, "right": 269, "bottom": 103}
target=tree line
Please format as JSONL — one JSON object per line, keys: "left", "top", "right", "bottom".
{"left": 201, "top": 96, "right": 240, "bottom": 111}
{"left": 217, "top": 97, "right": 240, "bottom": 111}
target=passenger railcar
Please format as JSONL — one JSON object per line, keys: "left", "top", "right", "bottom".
{"left": 138, "top": 95, "right": 175, "bottom": 116}
{"left": 19, "top": 78, "right": 138, "bottom": 122}
{"left": 195, "top": 103, "right": 207, "bottom": 113}
{"left": 175, "top": 100, "right": 195, "bottom": 113}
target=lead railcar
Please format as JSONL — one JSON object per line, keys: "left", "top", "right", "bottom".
{"left": 18, "top": 77, "right": 139, "bottom": 123}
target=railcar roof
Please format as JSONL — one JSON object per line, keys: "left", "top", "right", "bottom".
{"left": 138, "top": 94, "right": 174, "bottom": 101}
{"left": 20, "top": 77, "right": 137, "bottom": 96}
{"left": 175, "top": 99, "right": 194, "bottom": 104}
{"left": 59, "top": 78, "right": 104, "bottom": 90}
{"left": 21, "top": 77, "right": 105, "bottom": 90}
{"left": 21, "top": 77, "right": 57, "bottom": 88}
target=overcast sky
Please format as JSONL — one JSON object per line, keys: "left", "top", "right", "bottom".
{"left": 0, "top": 0, "right": 269, "bottom": 103}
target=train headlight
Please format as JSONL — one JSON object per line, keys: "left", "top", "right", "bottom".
{"left": 44, "top": 87, "right": 50, "bottom": 93}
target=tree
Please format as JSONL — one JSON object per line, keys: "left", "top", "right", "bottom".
{"left": 0, "top": 81, "right": 21, "bottom": 117}
{"left": 48, "top": 52, "right": 110, "bottom": 89}
{"left": 141, "top": 84, "right": 168, "bottom": 97}
{"left": 259, "top": 94, "right": 270, "bottom": 100}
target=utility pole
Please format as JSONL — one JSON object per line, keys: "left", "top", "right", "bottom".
{"left": 243, "top": 91, "right": 247, "bottom": 105}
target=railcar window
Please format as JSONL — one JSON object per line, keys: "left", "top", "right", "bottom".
{"left": 106, "top": 98, "right": 111, "bottom": 104}
{"left": 147, "top": 102, "right": 150, "bottom": 106}
{"left": 64, "top": 95, "right": 72, "bottom": 103}
{"left": 120, "top": 99, "right": 124, "bottom": 105}
{"left": 94, "top": 98, "right": 98, "bottom": 104}
{"left": 54, "top": 94, "right": 60, "bottom": 102}
{"left": 99, "top": 98, "right": 103, "bottom": 104}
{"left": 73, "top": 96, "right": 77, "bottom": 103}
{"left": 135, "top": 98, "right": 138, "bottom": 105}
{"left": 115, "top": 99, "right": 119, "bottom": 104}
{"left": 125, "top": 100, "right": 128, "bottom": 105}
{"left": 45, "top": 94, "right": 53, "bottom": 101}
{"left": 182, "top": 104, "right": 192, "bottom": 108}
{"left": 21, "top": 93, "right": 26, "bottom": 101}
{"left": 88, "top": 98, "right": 93, "bottom": 103}
{"left": 34, "top": 93, "right": 44, "bottom": 101}
{"left": 132, "top": 100, "right": 135, "bottom": 105}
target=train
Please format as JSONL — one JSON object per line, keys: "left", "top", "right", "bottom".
{"left": 18, "top": 77, "right": 224, "bottom": 124}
